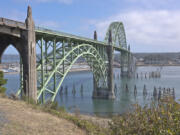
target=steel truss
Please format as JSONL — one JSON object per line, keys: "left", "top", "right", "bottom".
{"left": 104, "top": 22, "right": 127, "bottom": 49}
{"left": 36, "top": 37, "right": 107, "bottom": 102}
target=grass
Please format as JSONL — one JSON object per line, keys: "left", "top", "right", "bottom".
{"left": 110, "top": 97, "right": 180, "bottom": 135}
{"left": 0, "top": 71, "right": 7, "bottom": 95}
{"left": 40, "top": 101, "right": 110, "bottom": 135}
{"left": 1, "top": 91, "right": 180, "bottom": 135}
{"left": 22, "top": 96, "right": 180, "bottom": 135}
{"left": 1, "top": 92, "right": 179, "bottom": 135}
{"left": 12, "top": 95, "right": 109, "bottom": 135}
{"left": 0, "top": 95, "right": 86, "bottom": 135}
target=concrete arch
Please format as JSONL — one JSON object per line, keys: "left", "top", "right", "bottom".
{"left": 0, "top": 35, "right": 23, "bottom": 63}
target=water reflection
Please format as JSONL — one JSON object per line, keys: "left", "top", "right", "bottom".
{"left": 92, "top": 99, "right": 114, "bottom": 117}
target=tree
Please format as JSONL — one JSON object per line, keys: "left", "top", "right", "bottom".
{"left": 0, "top": 71, "right": 7, "bottom": 94}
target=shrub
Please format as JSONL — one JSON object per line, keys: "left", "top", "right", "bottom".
{"left": 0, "top": 71, "right": 7, "bottom": 94}
{"left": 43, "top": 101, "right": 66, "bottom": 113}
{"left": 110, "top": 97, "right": 180, "bottom": 135}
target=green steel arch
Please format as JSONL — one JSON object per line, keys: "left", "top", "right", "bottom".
{"left": 105, "top": 22, "right": 127, "bottom": 49}
{"left": 36, "top": 43, "right": 107, "bottom": 102}
{"left": 15, "top": 20, "right": 131, "bottom": 102}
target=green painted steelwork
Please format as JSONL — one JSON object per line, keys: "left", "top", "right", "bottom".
{"left": 36, "top": 41, "right": 107, "bottom": 102}
{"left": 16, "top": 21, "right": 132, "bottom": 102}
{"left": 35, "top": 26, "right": 129, "bottom": 53}
{"left": 104, "top": 22, "right": 127, "bottom": 49}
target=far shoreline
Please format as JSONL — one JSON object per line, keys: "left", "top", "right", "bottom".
{"left": 3, "top": 64, "right": 180, "bottom": 75}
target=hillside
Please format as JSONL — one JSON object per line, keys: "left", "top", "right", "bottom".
{"left": 0, "top": 95, "right": 85, "bottom": 135}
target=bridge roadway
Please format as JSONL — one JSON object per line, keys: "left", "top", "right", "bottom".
{"left": 35, "top": 27, "right": 129, "bottom": 53}
{"left": 0, "top": 17, "right": 129, "bottom": 53}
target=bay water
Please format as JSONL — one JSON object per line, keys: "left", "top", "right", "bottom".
{"left": 4, "top": 66, "right": 180, "bottom": 116}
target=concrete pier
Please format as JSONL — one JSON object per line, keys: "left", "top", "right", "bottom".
{"left": 92, "top": 30, "right": 115, "bottom": 99}
{"left": 0, "top": 6, "right": 37, "bottom": 102}
{"left": 23, "top": 6, "right": 37, "bottom": 102}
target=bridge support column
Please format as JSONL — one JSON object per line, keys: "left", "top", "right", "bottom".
{"left": 22, "top": 6, "right": 37, "bottom": 102}
{"left": 106, "top": 43, "right": 115, "bottom": 99}
{"left": 92, "top": 30, "right": 115, "bottom": 99}
{"left": 121, "top": 51, "right": 127, "bottom": 77}
{"left": 0, "top": 44, "right": 8, "bottom": 64}
{"left": 92, "top": 31, "right": 98, "bottom": 98}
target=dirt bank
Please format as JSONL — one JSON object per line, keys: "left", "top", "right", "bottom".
{"left": 0, "top": 96, "right": 86, "bottom": 135}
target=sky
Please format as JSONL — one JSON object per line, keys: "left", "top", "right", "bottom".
{"left": 1, "top": 0, "right": 180, "bottom": 54}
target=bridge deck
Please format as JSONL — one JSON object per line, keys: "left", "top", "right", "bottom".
{"left": 0, "top": 17, "right": 129, "bottom": 52}
{"left": 35, "top": 27, "right": 128, "bottom": 52}
{"left": 0, "top": 18, "right": 26, "bottom": 29}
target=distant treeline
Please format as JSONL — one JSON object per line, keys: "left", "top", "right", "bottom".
{"left": 1, "top": 55, "right": 20, "bottom": 63}
{"left": 2, "top": 52, "right": 180, "bottom": 63}
{"left": 133, "top": 52, "right": 180, "bottom": 60}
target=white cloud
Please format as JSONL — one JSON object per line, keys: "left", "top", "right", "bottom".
{"left": 36, "top": 20, "right": 61, "bottom": 29}
{"left": 0, "top": 10, "right": 26, "bottom": 21}
{"left": 37, "top": 0, "right": 73, "bottom": 4}
{"left": 18, "top": 0, "right": 73, "bottom": 4}
{"left": 127, "top": 0, "right": 175, "bottom": 5}
{"left": 88, "top": 10, "right": 180, "bottom": 52}
{"left": 0, "top": 9, "right": 61, "bottom": 30}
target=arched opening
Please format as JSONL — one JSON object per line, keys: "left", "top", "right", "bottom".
{"left": 36, "top": 42, "right": 107, "bottom": 102}
{"left": 0, "top": 45, "right": 21, "bottom": 96}
{"left": 56, "top": 56, "right": 94, "bottom": 112}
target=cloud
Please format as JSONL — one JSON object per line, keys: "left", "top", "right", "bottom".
{"left": 0, "top": 10, "right": 26, "bottom": 21}
{"left": 17, "top": 0, "right": 73, "bottom": 4}
{"left": 37, "top": 0, "right": 73, "bottom": 4}
{"left": 88, "top": 10, "right": 180, "bottom": 52}
{"left": 0, "top": 9, "right": 61, "bottom": 30}
{"left": 36, "top": 20, "right": 61, "bottom": 29}
{"left": 127, "top": 0, "right": 176, "bottom": 5}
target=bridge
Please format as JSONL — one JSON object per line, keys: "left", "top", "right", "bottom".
{"left": 0, "top": 6, "right": 134, "bottom": 103}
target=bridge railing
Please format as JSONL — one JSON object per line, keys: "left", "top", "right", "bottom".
{"left": 0, "top": 18, "right": 26, "bottom": 29}
{"left": 35, "top": 26, "right": 107, "bottom": 45}
{"left": 35, "top": 26, "right": 130, "bottom": 53}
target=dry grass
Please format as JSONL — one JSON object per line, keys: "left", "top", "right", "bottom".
{"left": 0, "top": 96, "right": 86, "bottom": 135}
{"left": 71, "top": 114, "right": 111, "bottom": 129}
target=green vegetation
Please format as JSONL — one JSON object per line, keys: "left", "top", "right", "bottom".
{"left": 41, "top": 101, "right": 109, "bottom": 135}
{"left": 1, "top": 79, "right": 179, "bottom": 135}
{"left": 0, "top": 71, "right": 7, "bottom": 94}
{"left": 110, "top": 98, "right": 180, "bottom": 135}
{"left": 20, "top": 96, "right": 180, "bottom": 135}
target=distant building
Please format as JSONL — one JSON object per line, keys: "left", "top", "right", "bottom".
{"left": 138, "top": 58, "right": 144, "bottom": 62}
{"left": 143, "top": 55, "right": 169, "bottom": 65}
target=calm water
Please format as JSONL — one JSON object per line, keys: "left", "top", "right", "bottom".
{"left": 4, "top": 66, "right": 180, "bottom": 116}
